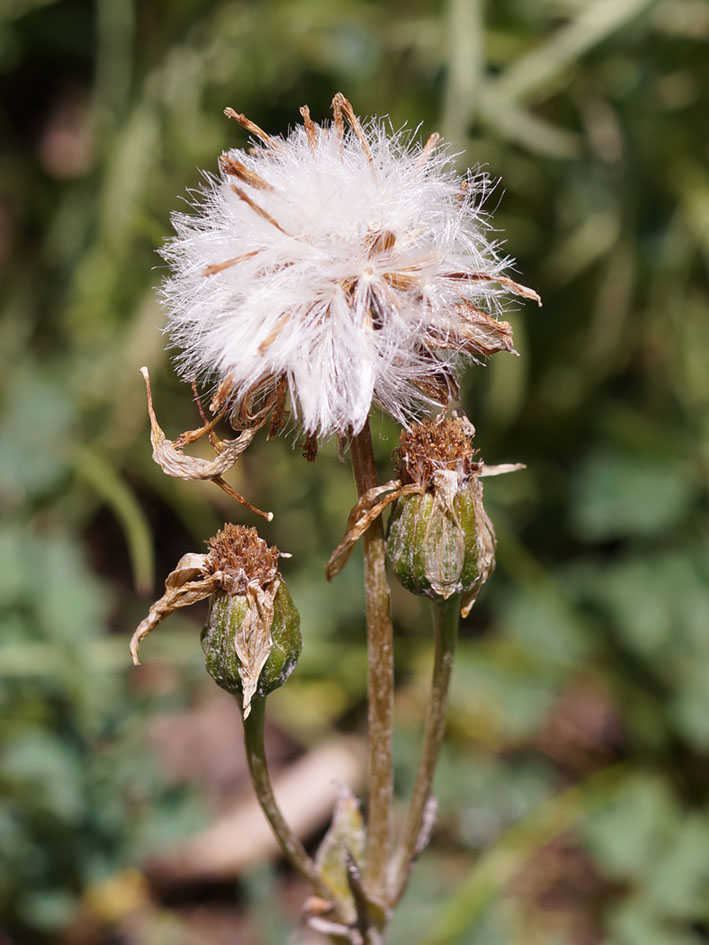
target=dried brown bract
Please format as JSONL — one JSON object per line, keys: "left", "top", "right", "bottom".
{"left": 141, "top": 366, "right": 272, "bottom": 521}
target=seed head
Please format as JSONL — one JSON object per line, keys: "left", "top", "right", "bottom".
{"left": 161, "top": 94, "right": 540, "bottom": 439}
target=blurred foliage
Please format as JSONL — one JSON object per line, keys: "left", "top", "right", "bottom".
{"left": 0, "top": 0, "right": 707, "bottom": 943}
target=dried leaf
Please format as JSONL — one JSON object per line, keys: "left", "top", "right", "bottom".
{"left": 267, "top": 377, "right": 288, "bottom": 440}
{"left": 326, "top": 481, "right": 419, "bottom": 580}
{"left": 209, "top": 375, "right": 236, "bottom": 414}
{"left": 425, "top": 472, "right": 466, "bottom": 599}
{"left": 142, "top": 367, "right": 255, "bottom": 481}
{"left": 130, "top": 553, "right": 215, "bottom": 664}
{"left": 454, "top": 303, "right": 517, "bottom": 356}
{"left": 233, "top": 579, "right": 279, "bottom": 718}
{"left": 141, "top": 367, "right": 272, "bottom": 520}
{"left": 413, "top": 367, "right": 460, "bottom": 404}
{"left": 479, "top": 462, "right": 526, "bottom": 477}
{"left": 425, "top": 305, "right": 517, "bottom": 358}
{"left": 164, "top": 552, "right": 210, "bottom": 588}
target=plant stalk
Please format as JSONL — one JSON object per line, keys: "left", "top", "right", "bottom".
{"left": 242, "top": 694, "right": 347, "bottom": 916}
{"left": 392, "top": 594, "right": 461, "bottom": 903}
{"left": 350, "top": 420, "right": 395, "bottom": 902}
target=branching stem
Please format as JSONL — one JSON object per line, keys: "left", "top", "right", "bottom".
{"left": 392, "top": 594, "right": 461, "bottom": 903}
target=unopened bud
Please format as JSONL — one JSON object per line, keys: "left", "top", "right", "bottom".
{"left": 200, "top": 524, "right": 302, "bottom": 716}
{"left": 386, "top": 416, "right": 496, "bottom": 615}
{"left": 203, "top": 582, "right": 301, "bottom": 698}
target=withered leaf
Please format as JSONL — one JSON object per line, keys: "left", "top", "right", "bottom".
{"left": 326, "top": 480, "right": 419, "bottom": 581}
{"left": 233, "top": 579, "right": 279, "bottom": 718}
{"left": 142, "top": 367, "right": 255, "bottom": 481}
{"left": 141, "top": 367, "right": 272, "bottom": 520}
{"left": 130, "top": 553, "right": 215, "bottom": 665}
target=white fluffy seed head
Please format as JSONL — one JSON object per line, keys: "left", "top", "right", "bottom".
{"left": 160, "top": 96, "right": 539, "bottom": 438}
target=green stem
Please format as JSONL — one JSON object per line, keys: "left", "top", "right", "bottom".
{"left": 350, "top": 420, "right": 395, "bottom": 903}
{"left": 242, "top": 694, "right": 347, "bottom": 916}
{"left": 392, "top": 595, "right": 461, "bottom": 904}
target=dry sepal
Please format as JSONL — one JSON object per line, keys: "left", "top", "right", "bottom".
{"left": 141, "top": 366, "right": 272, "bottom": 520}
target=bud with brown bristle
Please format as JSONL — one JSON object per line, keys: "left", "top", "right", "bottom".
{"left": 387, "top": 415, "right": 496, "bottom": 617}
{"left": 394, "top": 412, "right": 481, "bottom": 488}
{"left": 204, "top": 523, "right": 280, "bottom": 593}
{"left": 201, "top": 524, "right": 302, "bottom": 717}
{"left": 129, "top": 523, "right": 301, "bottom": 718}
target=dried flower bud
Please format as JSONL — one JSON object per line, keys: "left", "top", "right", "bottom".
{"left": 130, "top": 523, "right": 301, "bottom": 717}
{"left": 203, "top": 579, "right": 302, "bottom": 707}
{"left": 200, "top": 525, "right": 302, "bottom": 716}
{"left": 387, "top": 416, "right": 498, "bottom": 616}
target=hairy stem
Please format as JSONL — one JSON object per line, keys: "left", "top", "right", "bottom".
{"left": 242, "top": 694, "right": 347, "bottom": 916}
{"left": 350, "top": 420, "right": 395, "bottom": 902}
{"left": 392, "top": 594, "right": 461, "bottom": 903}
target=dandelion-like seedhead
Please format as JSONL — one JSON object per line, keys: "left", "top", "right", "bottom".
{"left": 161, "top": 94, "right": 539, "bottom": 439}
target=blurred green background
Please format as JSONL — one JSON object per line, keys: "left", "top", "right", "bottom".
{"left": 1, "top": 0, "right": 708, "bottom": 942}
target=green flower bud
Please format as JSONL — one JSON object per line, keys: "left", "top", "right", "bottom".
{"left": 388, "top": 476, "right": 483, "bottom": 599}
{"left": 199, "top": 524, "right": 302, "bottom": 716}
{"left": 202, "top": 580, "right": 302, "bottom": 700}
{"left": 130, "top": 524, "right": 301, "bottom": 704}
{"left": 386, "top": 416, "right": 496, "bottom": 615}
